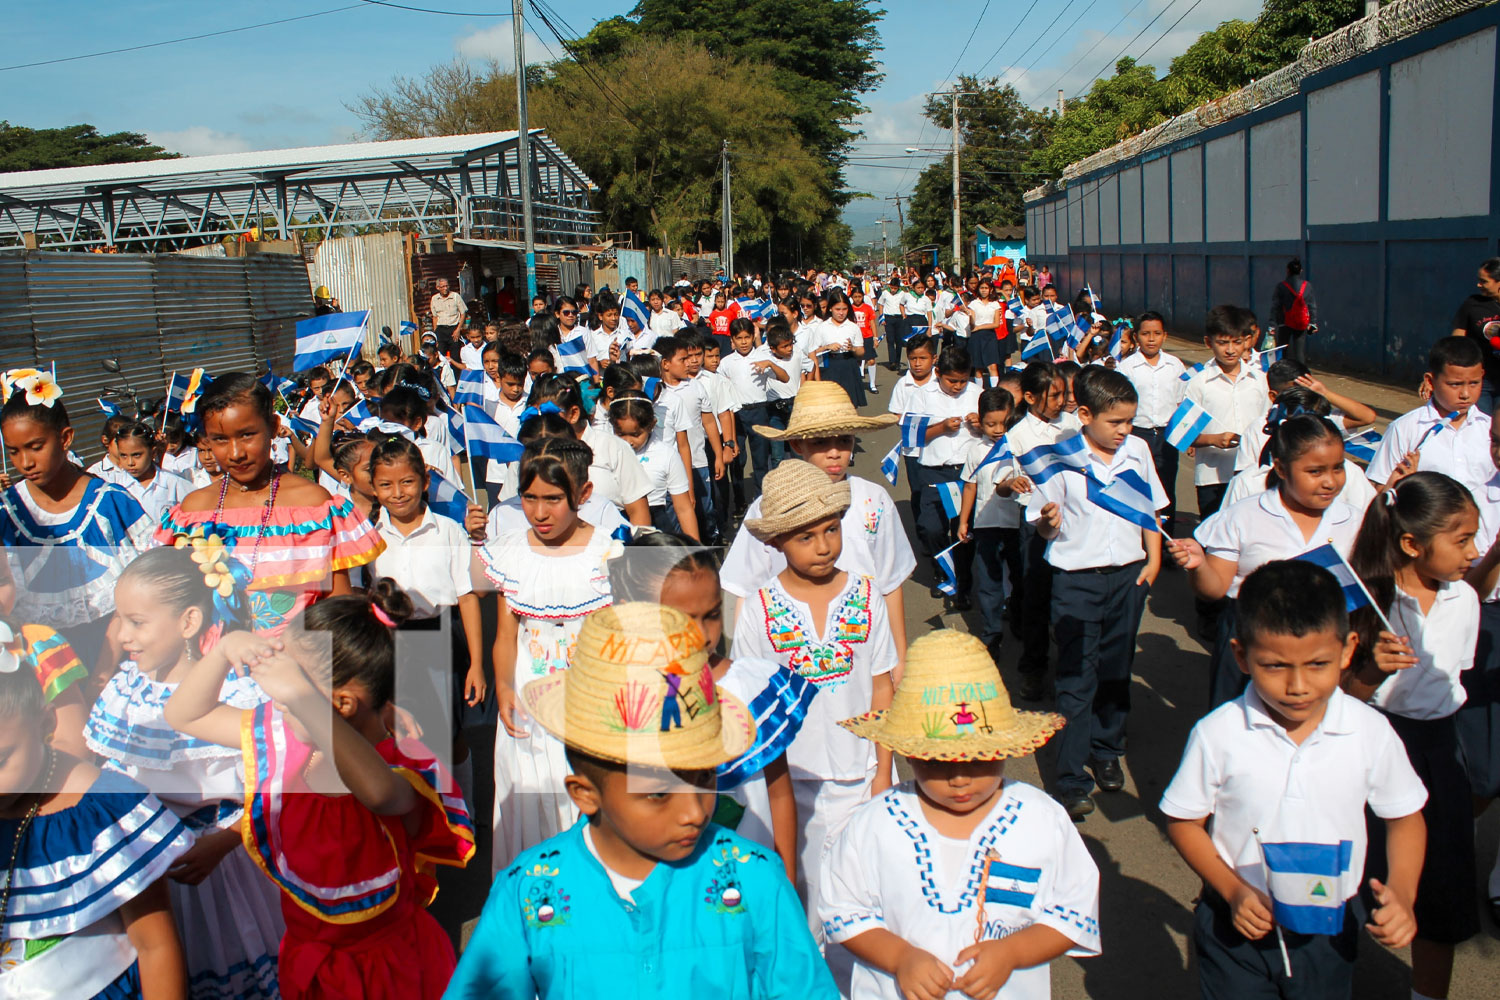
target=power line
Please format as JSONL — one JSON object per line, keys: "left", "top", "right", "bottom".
{"left": 1011, "top": 0, "right": 1104, "bottom": 88}
{"left": 1071, "top": 0, "right": 1190, "bottom": 98}
{"left": 358, "top": 0, "right": 511, "bottom": 14}
{"left": 1136, "top": 0, "right": 1209, "bottom": 61}
{"left": 972, "top": 0, "right": 1044, "bottom": 78}
{"left": 1030, "top": 0, "right": 1149, "bottom": 105}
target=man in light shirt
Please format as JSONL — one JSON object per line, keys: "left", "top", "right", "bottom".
{"left": 430, "top": 277, "right": 467, "bottom": 357}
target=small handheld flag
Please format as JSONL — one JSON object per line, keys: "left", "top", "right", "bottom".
{"left": 1020, "top": 331, "right": 1056, "bottom": 362}
{"left": 1044, "top": 305, "right": 1075, "bottom": 342}
{"left": 1179, "top": 360, "right": 1209, "bottom": 382}
{"left": 98, "top": 398, "right": 121, "bottom": 417}
{"left": 426, "top": 470, "right": 471, "bottom": 522}
{"left": 899, "top": 413, "right": 932, "bottom": 451}
{"left": 1414, "top": 410, "right": 1461, "bottom": 450}
{"left": 454, "top": 369, "right": 487, "bottom": 410}
{"left": 1164, "top": 397, "right": 1216, "bottom": 452}
{"left": 1342, "top": 428, "right": 1382, "bottom": 463}
{"left": 1005, "top": 296, "right": 1025, "bottom": 322}
{"left": 903, "top": 324, "right": 930, "bottom": 342}
{"left": 1085, "top": 468, "right": 1163, "bottom": 534}
{"left": 557, "top": 334, "right": 591, "bottom": 374}
{"left": 1083, "top": 283, "right": 1102, "bottom": 310}
{"left": 294, "top": 311, "right": 369, "bottom": 372}
{"left": 880, "top": 442, "right": 900, "bottom": 486}
{"left": 1255, "top": 834, "right": 1355, "bottom": 937}
{"left": 622, "top": 291, "right": 650, "bottom": 331}
{"left": 444, "top": 404, "right": 468, "bottom": 456}
{"left": 1016, "top": 432, "right": 1092, "bottom": 485}
{"left": 1293, "top": 542, "right": 1393, "bottom": 632}
{"left": 344, "top": 399, "right": 374, "bottom": 428}
{"left": 934, "top": 541, "right": 961, "bottom": 596}
{"left": 969, "top": 436, "right": 1013, "bottom": 480}
{"left": 462, "top": 404, "right": 524, "bottom": 463}
{"left": 932, "top": 480, "right": 963, "bottom": 520}
{"left": 398, "top": 320, "right": 418, "bottom": 341}
{"left": 1256, "top": 344, "right": 1287, "bottom": 372}
{"left": 284, "top": 412, "right": 320, "bottom": 438}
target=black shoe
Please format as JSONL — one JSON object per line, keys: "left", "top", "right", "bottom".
{"left": 985, "top": 639, "right": 1004, "bottom": 663}
{"left": 948, "top": 594, "right": 972, "bottom": 612}
{"left": 1017, "top": 672, "right": 1046, "bottom": 702}
{"left": 1089, "top": 757, "right": 1125, "bottom": 793}
{"left": 929, "top": 584, "right": 945, "bottom": 599}
{"left": 1056, "top": 792, "right": 1095, "bottom": 822}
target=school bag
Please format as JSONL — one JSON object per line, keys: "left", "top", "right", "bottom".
{"left": 1281, "top": 281, "right": 1311, "bottom": 331}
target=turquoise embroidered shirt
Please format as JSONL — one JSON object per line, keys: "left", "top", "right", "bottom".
{"left": 444, "top": 819, "right": 836, "bottom": 1000}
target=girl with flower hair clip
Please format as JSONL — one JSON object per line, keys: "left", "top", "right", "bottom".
{"left": 0, "top": 369, "right": 155, "bottom": 682}
{"left": 83, "top": 544, "right": 283, "bottom": 999}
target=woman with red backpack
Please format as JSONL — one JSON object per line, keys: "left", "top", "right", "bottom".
{"left": 1270, "top": 258, "right": 1318, "bottom": 363}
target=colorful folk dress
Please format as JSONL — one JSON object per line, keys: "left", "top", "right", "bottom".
{"left": 157, "top": 487, "right": 384, "bottom": 634}
{"left": 15, "top": 624, "right": 87, "bottom": 704}
{"left": 477, "top": 528, "right": 615, "bottom": 871}
{"left": 0, "top": 770, "right": 193, "bottom": 1000}
{"left": 0, "top": 478, "right": 154, "bottom": 666}
{"left": 241, "top": 703, "right": 474, "bottom": 1000}
{"left": 84, "top": 664, "right": 283, "bottom": 1000}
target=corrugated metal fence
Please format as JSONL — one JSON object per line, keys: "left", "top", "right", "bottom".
{"left": 0, "top": 250, "right": 311, "bottom": 462}
{"left": 308, "top": 232, "right": 413, "bottom": 354}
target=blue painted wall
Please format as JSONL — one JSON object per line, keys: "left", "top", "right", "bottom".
{"left": 1024, "top": 7, "right": 1500, "bottom": 382}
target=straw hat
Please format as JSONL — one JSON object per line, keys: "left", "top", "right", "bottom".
{"left": 841, "top": 630, "right": 1064, "bottom": 761}
{"left": 752, "top": 381, "right": 897, "bottom": 440}
{"left": 524, "top": 602, "right": 756, "bottom": 769}
{"left": 743, "top": 460, "right": 851, "bottom": 542}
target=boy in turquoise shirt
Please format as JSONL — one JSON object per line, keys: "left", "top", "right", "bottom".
{"left": 444, "top": 603, "right": 836, "bottom": 1000}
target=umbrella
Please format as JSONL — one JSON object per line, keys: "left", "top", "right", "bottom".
{"left": 982, "top": 255, "right": 1012, "bottom": 267}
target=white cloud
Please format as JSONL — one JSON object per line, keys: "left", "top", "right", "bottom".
{"left": 454, "top": 25, "right": 551, "bottom": 67}
{"left": 148, "top": 127, "right": 253, "bottom": 157}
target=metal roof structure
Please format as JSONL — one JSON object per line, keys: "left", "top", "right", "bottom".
{"left": 0, "top": 131, "right": 598, "bottom": 251}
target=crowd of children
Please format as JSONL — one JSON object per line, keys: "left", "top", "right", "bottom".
{"left": 0, "top": 264, "right": 1495, "bottom": 1000}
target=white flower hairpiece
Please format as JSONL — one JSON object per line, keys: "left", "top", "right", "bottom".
{"left": 0, "top": 623, "right": 20, "bottom": 674}
{"left": 11, "top": 371, "right": 63, "bottom": 408}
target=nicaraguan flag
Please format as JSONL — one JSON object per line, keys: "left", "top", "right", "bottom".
{"left": 1085, "top": 468, "right": 1163, "bottom": 533}
{"left": 904, "top": 324, "right": 930, "bottom": 342}
{"left": 98, "top": 398, "right": 121, "bottom": 416}
{"left": 1180, "top": 360, "right": 1209, "bottom": 382}
{"left": 344, "top": 399, "right": 374, "bottom": 428}
{"left": 899, "top": 413, "right": 932, "bottom": 451}
{"left": 284, "top": 412, "right": 320, "bottom": 438}
{"left": 1005, "top": 296, "right": 1025, "bottom": 321}
{"left": 622, "top": 291, "right": 650, "bottom": 331}
{"left": 970, "top": 436, "right": 1013, "bottom": 480}
{"left": 294, "top": 311, "right": 368, "bottom": 371}
{"left": 462, "top": 404, "right": 524, "bottom": 463}
{"left": 1083, "top": 283, "right": 1102, "bottom": 310}
{"left": 557, "top": 334, "right": 591, "bottom": 374}
{"left": 444, "top": 405, "right": 468, "bottom": 456}
{"left": 642, "top": 376, "right": 661, "bottom": 399}
{"left": 1256, "top": 343, "right": 1287, "bottom": 372}
{"left": 934, "top": 541, "right": 960, "bottom": 596}
{"left": 933, "top": 480, "right": 963, "bottom": 520}
{"left": 454, "top": 369, "right": 487, "bottom": 409}
{"left": 1021, "top": 331, "right": 1055, "bottom": 362}
{"left": 1260, "top": 839, "right": 1354, "bottom": 936}
{"left": 1293, "top": 543, "right": 1370, "bottom": 613}
{"left": 736, "top": 296, "right": 759, "bottom": 317}
{"left": 165, "top": 369, "right": 209, "bottom": 415}
{"left": 880, "top": 442, "right": 900, "bottom": 486}
{"left": 1044, "top": 304, "right": 1075, "bottom": 342}
{"left": 426, "top": 470, "right": 470, "bottom": 522}
{"left": 757, "top": 297, "right": 779, "bottom": 321}
{"left": 1107, "top": 323, "right": 1126, "bottom": 360}
{"left": 1415, "top": 409, "right": 1462, "bottom": 449}
{"left": 983, "top": 858, "right": 1042, "bottom": 908}
{"left": 1017, "top": 432, "right": 1091, "bottom": 485}
{"left": 1343, "top": 428, "right": 1382, "bottom": 463}
{"left": 258, "top": 360, "right": 278, "bottom": 392}
{"left": 1068, "top": 313, "right": 1092, "bottom": 351}
{"left": 398, "top": 320, "right": 418, "bottom": 341}
{"left": 1164, "top": 397, "right": 1215, "bottom": 452}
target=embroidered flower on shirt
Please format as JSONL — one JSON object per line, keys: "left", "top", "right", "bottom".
{"left": 863, "top": 498, "right": 882, "bottom": 536}
{"left": 703, "top": 839, "right": 763, "bottom": 914}
{"left": 760, "top": 577, "right": 873, "bottom": 689}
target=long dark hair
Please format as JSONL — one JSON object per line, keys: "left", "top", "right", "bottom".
{"left": 1014, "top": 361, "right": 1060, "bottom": 420}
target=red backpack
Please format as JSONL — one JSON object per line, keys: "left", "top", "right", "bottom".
{"left": 1281, "top": 280, "right": 1311, "bottom": 330}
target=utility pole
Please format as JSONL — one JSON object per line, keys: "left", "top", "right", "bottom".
{"left": 885, "top": 195, "right": 906, "bottom": 243}
{"left": 513, "top": 0, "right": 536, "bottom": 302}
{"left": 927, "top": 90, "right": 977, "bottom": 273}
{"left": 875, "top": 218, "right": 893, "bottom": 270}
{"left": 1056, "top": 89, "right": 1065, "bottom": 115}
{"left": 720, "top": 140, "right": 734, "bottom": 279}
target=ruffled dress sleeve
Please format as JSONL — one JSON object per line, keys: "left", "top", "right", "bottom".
{"left": 380, "top": 739, "right": 477, "bottom": 906}
{"left": 20, "top": 625, "right": 87, "bottom": 703}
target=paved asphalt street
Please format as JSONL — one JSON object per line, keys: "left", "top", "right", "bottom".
{"left": 433, "top": 335, "right": 1499, "bottom": 997}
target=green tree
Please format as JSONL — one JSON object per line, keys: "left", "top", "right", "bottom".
{"left": 1032, "top": 58, "right": 1165, "bottom": 177}
{"left": 0, "top": 122, "right": 176, "bottom": 171}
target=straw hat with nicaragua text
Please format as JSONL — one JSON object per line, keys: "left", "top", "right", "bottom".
{"left": 841, "top": 630, "right": 1065, "bottom": 761}
{"left": 524, "top": 602, "right": 756, "bottom": 769}
{"left": 752, "top": 381, "right": 897, "bottom": 441}
{"left": 744, "top": 459, "right": 851, "bottom": 542}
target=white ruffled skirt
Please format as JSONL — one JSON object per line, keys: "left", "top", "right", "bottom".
{"left": 172, "top": 845, "right": 284, "bottom": 1000}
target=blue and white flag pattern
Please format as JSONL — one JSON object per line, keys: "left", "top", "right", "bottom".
{"left": 933, "top": 480, "right": 963, "bottom": 520}
{"left": 1107, "top": 322, "right": 1127, "bottom": 361}
{"left": 899, "top": 413, "right": 932, "bottom": 451}
{"left": 462, "top": 404, "right": 524, "bottom": 463}
{"left": 1293, "top": 543, "right": 1371, "bottom": 614}
{"left": 622, "top": 291, "right": 650, "bottom": 331}
{"left": 1179, "top": 360, "right": 1209, "bottom": 383}
{"left": 1016, "top": 432, "right": 1091, "bottom": 485}
{"left": 984, "top": 857, "right": 1043, "bottom": 909}
{"left": 1085, "top": 468, "right": 1163, "bottom": 534}
{"left": 1343, "top": 428, "right": 1382, "bottom": 463}
{"left": 903, "top": 324, "right": 930, "bottom": 342}
{"left": 454, "top": 369, "right": 487, "bottom": 409}
{"left": 1260, "top": 839, "right": 1355, "bottom": 936}
{"left": 557, "top": 334, "right": 592, "bottom": 374}
{"left": 934, "top": 541, "right": 961, "bottom": 597}
{"left": 1005, "top": 296, "right": 1025, "bottom": 322}
{"left": 284, "top": 412, "right": 320, "bottom": 438}
{"left": 968, "top": 436, "right": 1013, "bottom": 480}
{"left": 427, "top": 470, "right": 470, "bottom": 522}
{"left": 398, "top": 320, "right": 418, "bottom": 341}
{"left": 1415, "top": 410, "right": 1462, "bottom": 449}
{"left": 294, "top": 311, "right": 368, "bottom": 371}
{"left": 1164, "top": 397, "right": 1216, "bottom": 452}
{"left": 1083, "top": 283, "right": 1101, "bottom": 310}
{"left": 344, "top": 399, "right": 374, "bottom": 428}
{"left": 1020, "top": 330, "right": 1055, "bottom": 362}
{"left": 1044, "top": 304, "right": 1075, "bottom": 342}
{"left": 880, "top": 442, "right": 901, "bottom": 486}
{"left": 98, "top": 398, "right": 121, "bottom": 416}
{"left": 1256, "top": 344, "right": 1287, "bottom": 372}
{"left": 445, "top": 405, "right": 468, "bottom": 456}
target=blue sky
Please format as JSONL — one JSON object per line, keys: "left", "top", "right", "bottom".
{"left": 6, "top": 0, "right": 1263, "bottom": 249}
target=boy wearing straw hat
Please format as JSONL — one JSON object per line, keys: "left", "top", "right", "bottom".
{"left": 820, "top": 630, "right": 1101, "bottom": 1000}
{"left": 730, "top": 460, "right": 899, "bottom": 925}
{"left": 445, "top": 603, "right": 836, "bottom": 1000}
{"left": 722, "top": 381, "right": 916, "bottom": 665}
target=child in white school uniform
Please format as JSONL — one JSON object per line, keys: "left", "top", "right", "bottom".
{"left": 1161, "top": 560, "right": 1426, "bottom": 1000}
{"left": 1183, "top": 305, "right": 1271, "bottom": 521}
{"left": 731, "top": 460, "right": 897, "bottom": 917}
{"left": 1222, "top": 388, "right": 1376, "bottom": 512}
{"left": 1170, "top": 413, "right": 1364, "bottom": 708}
{"left": 820, "top": 630, "right": 1099, "bottom": 1000}
{"left": 720, "top": 319, "right": 791, "bottom": 499}
{"left": 910, "top": 345, "right": 983, "bottom": 609}
{"left": 1366, "top": 336, "right": 1494, "bottom": 496}
{"left": 1345, "top": 471, "right": 1482, "bottom": 999}
{"left": 886, "top": 332, "right": 938, "bottom": 501}
{"left": 609, "top": 392, "right": 700, "bottom": 540}
{"left": 1026, "top": 367, "right": 1167, "bottom": 820}
{"left": 1116, "top": 311, "right": 1186, "bottom": 535}
{"left": 110, "top": 419, "right": 193, "bottom": 526}
{"left": 724, "top": 382, "right": 916, "bottom": 667}
{"left": 957, "top": 387, "right": 1026, "bottom": 660}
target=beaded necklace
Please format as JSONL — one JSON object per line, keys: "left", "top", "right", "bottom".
{"left": 0, "top": 749, "right": 55, "bottom": 938}
{"left": 212, "top": 472, "right": 281, "bottom": 574}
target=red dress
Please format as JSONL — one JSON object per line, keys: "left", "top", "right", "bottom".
{"left": 241, "top": 703, "right": 475, "bottom": 999}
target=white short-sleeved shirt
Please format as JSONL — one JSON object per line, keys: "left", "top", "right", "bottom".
{"left": 961, "top": 436, "right": 1020, "bottom": 529}
{"left": 698, "top": 368, "right": 740, "bottom": 415}
{"left": 1365, "top": 402, "right": 1494, "bottom": 495}
{"left": 887, "top": 372, "right": 936, "bottom": 457}
{"left": 484, "top": 396, "right": 529, "bottom": 498}
{"left": 581, "top": 422, "right": 651, "bottom": 508}
{"left": 648, "top": 309, "right": 684, "bottom": 339}
{"left": 1117, "top": 350, "right": 1187, "bottom": 429}
{"left": 371, "top": 507, "right": 473, "bottom": 619}
{"left": 417, "top": 438, "right": 460, "bottom": 486}
{"left": 485, "top": 493, "right": 626, "bottom": 543}
{"left": 1234, "top": 412, "right": 1348, "bottom": 473}
{"left": 633, "top": 429, "right": 692, "bottom": 507}
{"left": 820, "top": 781, "right": 1100, "bottom": 1000}
{"left": 661, "top": 378, "right": 711, "bottom": 468}
{"left": 86, "top": 456, "right": 129, "bottom": 484}
{"left": 967, "top": 298, "right": 1002, "bottom": 334}
{"left": 1195, "top": 491, "right": 1362, "bottom": 599}
{"left": 912, "top": 382, "right": 982, "bottom": 468}
{"left": 877, "top": 290, "right": 909, "bottom": 317}
{"left": 720, "top": 476, "right": 916, "bottom": 598}
{"left": 719, "top": 348, "right": 774, "bottom": 406}
{"left": 815, "top": 318, "right": 864, "bottom": 356}
{"left": 160, "top": 449, "right": 200, "bottom": 479}
{"left": 459, "top": 342, "right": 485, "bottom": 371}
{"left": 124, "top": 469, "right": 193, "bottom": 527}
{"left": 1025, "top": 434, "right": 1167, "bottom": 571}
{"left": 1161, "top": 687, "right": 1427, "bottom": 903}
{"left": 1184, "top": 365, "right": 1270, "bottom": 486}
{"left": 765, "top": 346, "right": 806, "bottom": 401}
{"left": 1471, "top": 469, "right": 1500, "bottom": 602}
{"left": 1223, "top": 459, "right": 1375, "bottom": 512}
{"left": 1372, "top": 580, "right": 1478, "bottom": 720}
{"left": 731, "top": 573, "right": 895, "bottom": 780}
{"left": 792, "top": 321, "right": 820, "bottom": 374}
